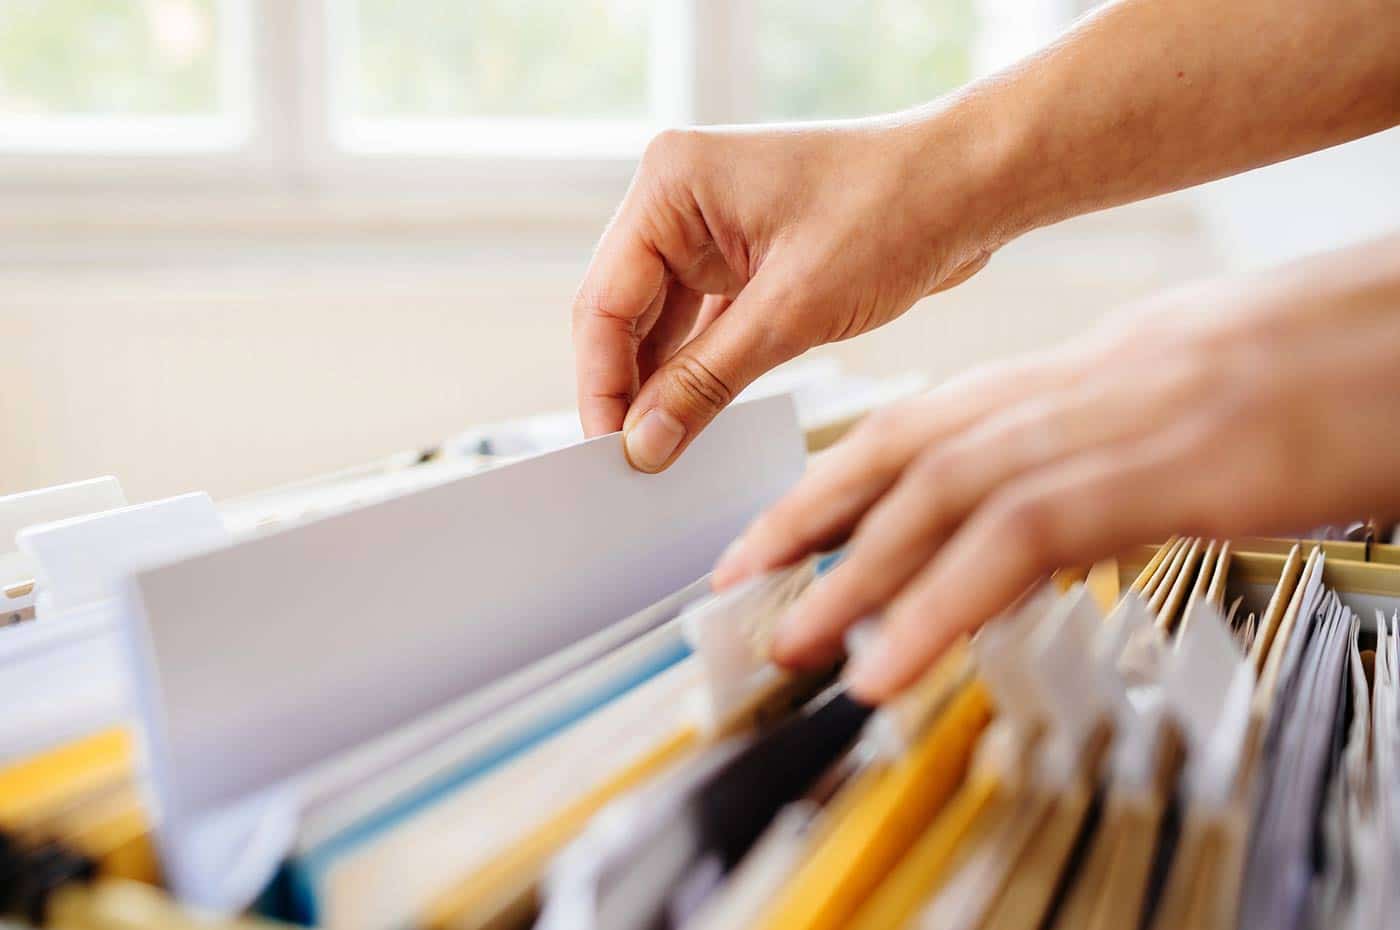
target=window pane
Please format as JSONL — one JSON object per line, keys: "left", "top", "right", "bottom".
{"left": 755, "top": 0, "right": 977, "bottom": 120}
{"left": 0, "top": 0, "right": 228, "bottom": 117}
{"left": 350, "top": 0, "right": 652, "bottom": 120}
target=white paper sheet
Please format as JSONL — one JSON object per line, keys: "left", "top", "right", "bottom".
{"left": 121, "top": 395, "right": 805, "bottom": 911}
{"left": 0, "top": 609, "right": 129, "bottom": 760}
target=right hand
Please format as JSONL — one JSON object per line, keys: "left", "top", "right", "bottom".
{"left": 712, "top": 233, "right": 1400, "bottom": 700}
{"left": 572, "top": 112, "right": 1017, "bottom": 472}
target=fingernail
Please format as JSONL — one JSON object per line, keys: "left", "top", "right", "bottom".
{"left": 713, "top": 537, "right": 747, "bottom": 587}
{"left": 843, "top": 617, "right": 882, "bottom": 658}
{"left": 771, "top": 606, "right": 803, "bottom": 664}
{"left": 624, "top": 408, "right": 685, "bottom": 472}
{"left": 844, "top": 633, "right": 895, "bottom": 699}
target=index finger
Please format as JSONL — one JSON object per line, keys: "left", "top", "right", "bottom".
{"left": 713, "top": 355, "right": 1075, "bottom": 589}
{"left": 572, "top": 222, "right": 667, "bottom": 437}
{"left": 847, "top": 438, "right": 1192, "bottom": 701}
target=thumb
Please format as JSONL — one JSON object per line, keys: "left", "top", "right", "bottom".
{"left": 622, "top": 273, "right": 807, "bottom": 472}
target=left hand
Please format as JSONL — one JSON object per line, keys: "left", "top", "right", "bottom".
{"left": 712, "top": 233, "right": 1400, "bottom": 703}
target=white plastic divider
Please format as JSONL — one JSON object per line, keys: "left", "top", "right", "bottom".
{"left": 0, "top": 476, "right": 127, "bottom": 620}
{"left": 20, "top": 492, "right": 228, "bottom": 618}
{"left": 2, "top": 492, "right": 231, "bottom": 758}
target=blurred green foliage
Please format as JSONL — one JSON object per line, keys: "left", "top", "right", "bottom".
{"left": 354, "top": 0, "right": 972, "bottom": 122}
{"left": 0, "top": 0, "right": 974, "bottom": 123}
{"left": 757, "top": 0, "right": 975, "bottom": 119}
{"left": 353, "top": 0, "right": 652, "bottom": 119}
{"left": 0, "top": 0, "right": 222, "bottom": 116}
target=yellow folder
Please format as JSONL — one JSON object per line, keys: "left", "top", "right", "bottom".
{"left": 748, "top": 678, "right": 994, "bottom": 930}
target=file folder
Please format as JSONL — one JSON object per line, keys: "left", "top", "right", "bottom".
{"left": 120, "top": 396, "right": 806, "bottom": 913}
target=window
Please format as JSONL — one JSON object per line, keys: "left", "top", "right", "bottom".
{"left": 337, "top": 0, "right": 658, "bottom": 157}
{"left": 0, "top": 0, "right": 250, "bottom": 152}
{"left": 755, "top": 0, "right": 976, "bottom": 120}
{"left": 0, "top": 0, "right": 1044, "bottom": 195}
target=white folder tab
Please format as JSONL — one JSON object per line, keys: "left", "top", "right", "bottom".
{"left": 20, "top": 492, "right": 228, "bottom": 617}
{"left": 0, "top": 476, "right": 127, "bottom": 619}
{"left": 0, "top": 476, "right": 127, "bottom": 555}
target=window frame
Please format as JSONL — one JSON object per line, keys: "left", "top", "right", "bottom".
{"left": 0, "top": 0, "right": 1058, "bottom": 210}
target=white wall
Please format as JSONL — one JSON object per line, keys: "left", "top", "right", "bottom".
{"left": 1191, "top": 127, "right": 1400, "bottom": 268}
{"left": 0, "top": 198, "right": 1219, "bottom": 504}
{"left": 5, "top": 123, "right": 1394, "bottom": 506}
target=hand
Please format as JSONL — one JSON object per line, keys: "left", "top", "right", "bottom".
{"left": 572, "top": 111, "right": 1014, "bottom": 472}
{"left": 712, "top": 234, "right": 1400, "bottom": 702}
{"left": 573, "top": 0, "right": 1400, "bottom": 476}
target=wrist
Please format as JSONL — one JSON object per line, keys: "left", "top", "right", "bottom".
{"left": 886, "top": 85, "right": 1048, "bottom": 278}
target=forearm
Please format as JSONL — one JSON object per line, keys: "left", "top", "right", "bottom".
{"left": 923, "top": 0, "right": 1400, "bottom": 242}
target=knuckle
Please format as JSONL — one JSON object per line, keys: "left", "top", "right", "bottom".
{"left": 1193, "top": 319, "right": 1240, "bottom": 357}
{"left": 1226, "top": 367, "right": 1271, "bottom": 417}
{"left": 856, "top": 398, "right": 924, "bottom": 446}
{"left": 995, "top": 489, "right": 1064, "bottom": 571}
{"left": 745, "top": 505, "right": 794, "bottom": 549}
{"left": 1185, "top": 463, "right": 1256, "bottom": 536}
{"left": 764, "top": 312, "right": 819, "bottom": 363}
{"left": 572, "top": 280, "right": 630, "bottom": 326}
{"left": 1171, "top": 405, "right": 1280, "bottom": 536}
{"left": 860, "top": 403, "right": 906, "bottom": 438}
{"left": 900, "top": 453, "right": 959, "bottom": 533}
{"left": 857, "top": 411, "right": 915, "bottom": 473}
{"left": 642, "top": 128, "right": 704, "bottom": 171}
{"left": 665, "top": 352, "right": 734, "bottom": 416}
{"left": 1002, "top": 398, "right": 1067, "bottom": 464}
{"left": 1153, "top": 352, "right": 1222, "bottom": 411}
{"left": 570, "top": 282, "right": 599, "bottom": 321}
{"left": 824, "top": 558, "right": 886, "bottom": 614}
{"left": 1182, "top": 348, "right": 1228, "bottom": 396}
{"left": 906, "top": 445, "right": 961, "bottom": 497}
